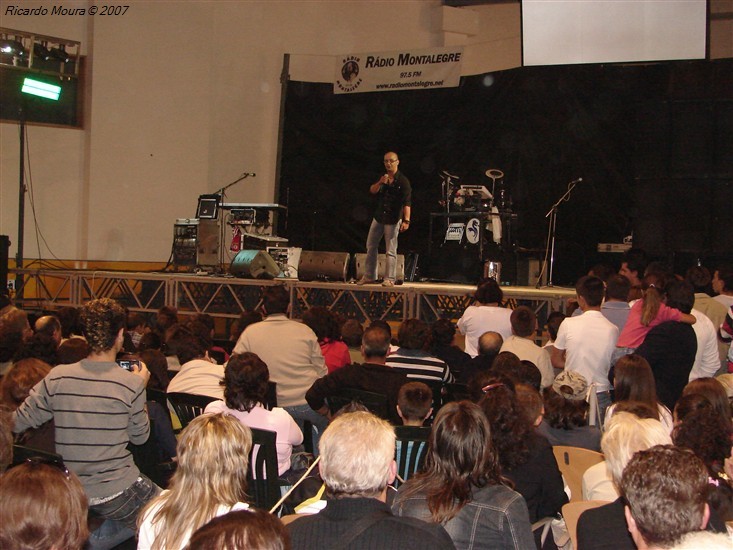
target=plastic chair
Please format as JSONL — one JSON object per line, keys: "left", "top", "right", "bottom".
{"left": 394, "top": 425, "right": 431, "bottom": 487}
{"left": 552, "top": 446, "right": 604, "bottom": 502}
{"left": 326, "top": 388, "right": 390, "bottom": 420}
{"left": 563, "top": 500, "right": 608, "bottom": 549}
{"left": 167, "top": 392, "right": 216, "bottom": 430}
{"left": 247, "top": 427, "right": 288, "bottom": 512}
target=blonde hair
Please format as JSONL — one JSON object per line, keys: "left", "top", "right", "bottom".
{"left": 139, "top": 413, "right": 252, "bottom": 550}
{"left": 319, "top": 411, "right": 395, "bottom": 498}
{"left": 602, "top": 412, "right": 671, "bottom": 484}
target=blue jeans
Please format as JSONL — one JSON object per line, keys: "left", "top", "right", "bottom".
{"left": 365, "top": 218, "right": 401, "bottom": 281}
{"left": 284, "top": 404, "right": 329, "bottom": 456}
{"left": 89, "top": 475, "right": 160, "bottom": 531}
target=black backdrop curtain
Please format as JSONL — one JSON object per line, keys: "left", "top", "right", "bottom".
{"left": 279, "top": 59, "right": 732, "bottom": 285}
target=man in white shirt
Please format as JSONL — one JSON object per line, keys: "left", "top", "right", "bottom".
{"left": 688, "top": 308, "right": 723, "bottom": 381}
{"left": 551, "top": 276, "right": 619, "bottom": 419}
{"left": 500, "top": 306, "right": 553, "bottom": 389}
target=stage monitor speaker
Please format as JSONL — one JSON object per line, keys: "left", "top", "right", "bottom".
{"left": 196, "top": 219, "right": 220, "bottom": 266}
{"left": 298, "top": 251, "right": 350, "bottom": 282}
{"left": 230, "top": 250, "right": 280, "bottom": 279}
{"left": 353, "top": 253, "right": 405, "bottom": 283}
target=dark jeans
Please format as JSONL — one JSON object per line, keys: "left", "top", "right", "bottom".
{"left": 90, "top": 474, "right": 161, "bottom": 531}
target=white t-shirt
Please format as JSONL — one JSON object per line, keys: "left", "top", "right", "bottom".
{"left": 457, "top": 305, "right": 513, "bottom": 357}
{"left": 204, "top": 401, "right": 303, "bottom": 475}
{"left": 137, "top": 492, "right": 249, "bottom": 550}
{"left": 554, "top": 311, "right": 618, "bottom": 392}
{"left": 713, "top": 294, "right": 733, "bottom": 309}
{"left": 689, "top": 308, "right": 723, "bottom": 381}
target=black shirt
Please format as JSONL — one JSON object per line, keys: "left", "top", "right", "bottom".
{"left": 373, "top": 171, "right": 412, "bottom": 225}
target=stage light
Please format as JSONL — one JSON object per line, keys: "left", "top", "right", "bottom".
{"left": 21, "top": 77, "right": 61, "bottom": 100}
{"left": 33, "top": 43, "right": 51, "bottom": 61}
{"left": 48, "top": 45, "right": 70, "bottom": 63}
{"left": 0, "top": 38, "right": 27, "bottom": 58}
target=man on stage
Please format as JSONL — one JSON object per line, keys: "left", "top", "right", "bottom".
{"left": 358, "top": 151, "right": 412, "bottom": 287}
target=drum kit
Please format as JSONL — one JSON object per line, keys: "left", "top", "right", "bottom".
{"left": 439, "top": 168, "right": 511, "bottom": 213}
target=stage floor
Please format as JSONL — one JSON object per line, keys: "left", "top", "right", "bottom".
{"left": 11, "top": 268, "right": 576, "bottom": 325}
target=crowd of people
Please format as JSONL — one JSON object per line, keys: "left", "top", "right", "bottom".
{"left": 1, "top": 252, "right": 732, "bottom": 549}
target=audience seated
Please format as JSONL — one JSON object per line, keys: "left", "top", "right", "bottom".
{"left": 500, "top": 306, "right": 554, "bottom": 389}
{"left": 187, "top": 509, "right": 290, "bottom": 550}
{"left": 138, "top": 413, "right": 252, "bottom": 550}
{"left": 126, "top": 312, "right": 149, "bottom": 350}
{"left": 551, "top": 275, "right": 618, "bottom": 419}
{"left": 393, "top": 401, "right": 534, "bottom": 549}
{"left": 543, "top": 311, "right": 565, "bottom": 352}
{"left": 459, "top": 330, "right": 502, "bottom": 384}
{"left": 229, "top": 309, "right": 263, "bottom": 343}
{"left": 478, "top": 378, "right": 568, "bottom": 524}
{"left": 12, "top": 330, "right": 59, "bottom": 366}
{"left": 166, "top": 326, "right": 225, "bottom": 400}
{"left": 13, "top": 298, "right": 158, "bottom": 547}
{"left": 620, "top": 445, "right": 713, "bottom": 549}
{"left": 55, "top": 305, "right": 85, "bottom": 341}
{"left": 619, "top": 248, "right": 648, "bottom": 300}
{"left": 673, "top": 395, "right": 733, "bottom": 522}
{"left": 396, "top": 381, "right": 433, "bottom": 426}
{"left": 457, "top": 278, "right": 513, "bottom": 357}
{"left": 233, "top": 285, "right": 327, "bottom": 450}
{"left": 582, "top": 410, "right": 671, "bottom": 504}
{"left": 56, "top": 336, "right": 91, "bottom": 364}
{"left": 34, "top": 314, "right": 63, "bottom": 347}
{"left": 306, "top": 324, "right": 408, "bottom": 425}
{"left": 204, "top": 352, "right": 302, "bottom": 476}
{"left": 0, "top": 358, "right": 55, "bottom": 453}
{"left": 340, "top": 318, "right": 364, "bottom": 365}
{"left": 635, "top": 280, "right": 698, "bottom": 411}
{"left": 287, "top": 411, "right": 454, "bottom": 549}
{"left": 604, "top": 354, "right": 673, "bottom": 433}
{"left": 386, "top": 319, "right": 453, "bottom": 385}
{"left": 0, "top": 307, "right": 33, "bottom": 376}
{"left": 687, "top": 265, "right": 728, "bottom": 369}
{"left": 537, "top": 371, "right": 601, "bottom": 452}
{"left": 0, "top": 458, "right": 89, "bottom": 550}
{"left": 0, "top": 407, "right": 12, "bottom": 472}
{"left": 712, "top": 265, "right": 733, "bottom": 309}
{"left": 514, "top": 382, "right": 544, "bottom": 427}
{"left": 139, "top": 349, "right": 171, "bottom": 392}
{"left": 302, "top": 306, "right": 351, "bottom": 373}
{"left": 430, "top": 319, "right": 471, "bottom": 381}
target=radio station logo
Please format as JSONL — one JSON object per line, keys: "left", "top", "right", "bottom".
{"left": 337, "top": 56, "right": 362, "bottom": 92}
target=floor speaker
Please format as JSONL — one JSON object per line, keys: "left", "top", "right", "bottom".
{"left": 230, "top": 250, "right": 280, "bottom": 279}
{"left": 298, "top": 251, "right": 350, "bottom": 281}
{"left": 353, "top": 253, "right": 405, "bottom": 283}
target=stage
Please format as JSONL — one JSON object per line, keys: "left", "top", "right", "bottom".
{"left": 11, "top": 268, "right": 575, "bottom": 326}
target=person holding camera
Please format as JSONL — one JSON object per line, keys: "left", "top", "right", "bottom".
{"left": 13, "top": 297, "right": 159, "bottom": 548}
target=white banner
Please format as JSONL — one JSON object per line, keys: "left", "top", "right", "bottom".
{"left": 334, "top": 46, "right": 463, "bottom": 95}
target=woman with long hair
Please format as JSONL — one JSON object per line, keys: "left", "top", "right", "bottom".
{"left": 392, "top": 401, "right": 534, "bottom": 549}
{"left": 604, "top": 354, "right": 673, "bottom": 432}
{"left": 478, "top": 379, "right": 567, "bottom": 523}
{"left": 137, "top": 414, "right": 253, "bottom": 550}
{"left": 204, "top": 352, "right": 302, "bottom": 476}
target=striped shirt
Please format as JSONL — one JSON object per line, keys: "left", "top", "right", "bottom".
{"left": 386, "top": 349, "right": 454, "bottom": 384}
{"left": 13, "top": 359, "right": 149, "bottom": 499}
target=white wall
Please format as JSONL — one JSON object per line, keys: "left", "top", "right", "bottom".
{"left": 1, "top": 0, "right": 520, "bottom": 262}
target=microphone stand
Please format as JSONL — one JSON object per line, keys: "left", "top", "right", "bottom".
{"left": 538, "top": 178, "right": 582, "bottom": 288}
{"left": 214, "top": 172, "right": 255, "bottom": 273}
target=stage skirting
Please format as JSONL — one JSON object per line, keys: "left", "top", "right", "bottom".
{"left": 10, "top": 269, "right": 575, "bottom": 325}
